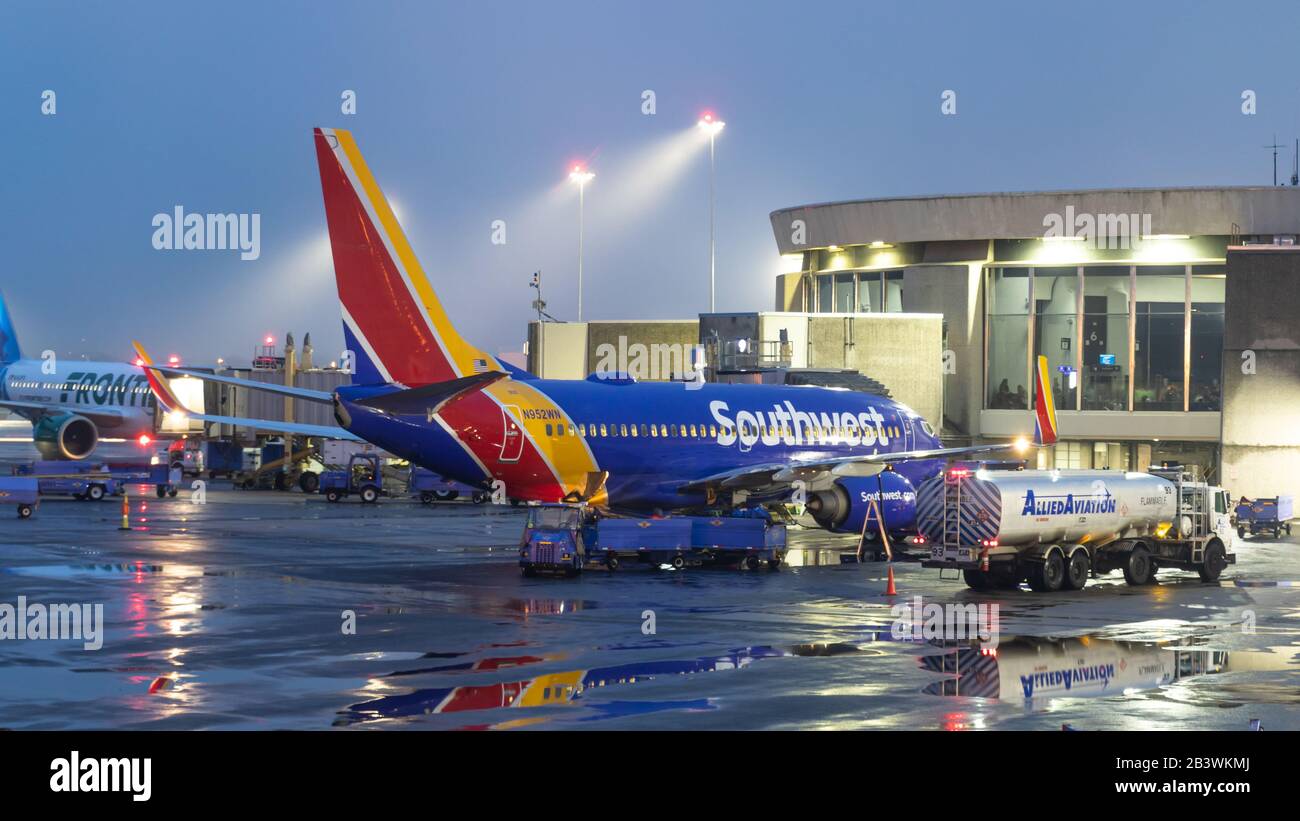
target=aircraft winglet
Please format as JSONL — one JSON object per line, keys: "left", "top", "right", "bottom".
{"left": 132, "top": 340, "right": 187, "bottom": 414}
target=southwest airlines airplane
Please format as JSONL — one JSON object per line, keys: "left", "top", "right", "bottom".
{"left": 0, "top": 293, "right": 157, "bottom": 459}
{"left": 135, "top": 128, "right": 1058, "bottom": 534}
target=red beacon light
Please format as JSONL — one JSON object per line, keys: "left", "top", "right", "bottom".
{"left": 979, "top": 538, "right": 999, "bottom": 548}
{"left": 948, "top": 468, "right": 971, "bottom": 479}
{"left": 137, "top": 434, "right": 152, "bottom": 447}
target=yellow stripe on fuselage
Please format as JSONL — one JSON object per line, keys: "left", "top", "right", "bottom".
{"left": 332, "top": 129, "right": 496, "bottom": 379}
{"left": 516, "top": 670, "right": 585, "bottom": 708}
{"left": 490, "top": 380, "right": 606, "bottom": 505}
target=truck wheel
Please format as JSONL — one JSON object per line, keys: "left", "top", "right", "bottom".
{"left": 360, "top": 486, "right": 378, "bottom": 504}
{"left": 962, "top": 568, "right": 991, "bottom": 590}
{"left": 744, "top": 555, "right": 760, "bottom": 571}
{"left": 87, "top": 484, "right": 105, "bottom": 502}
{"left": 419, "top": 492, "right": 434, "bottom": 505}
{"left": 167, "top": 487, "right": 178, "bottom": 498}
{"left": 325, "top": 490, "right": 341, "bottom": 503}
{"left": 299, "top": 472, "right": 320, "bottom": 494}
{"left": 156, "top": 485, "right": 167, "bottom": 499}
{"left": 471, "top": 492, "right": 488, "bottom": 505}
{"left": 670, "top": 554, "right": 686, "bottom": 570}
{"left": 768, "top": 557, "right": 782, "bottom": 570}
{"left": 1063, "top": 550, "right": 1090, "bottom": 590}
{"left": 1028, "top": 551, "right": 1065, "bottom": 592}
{"left": 1122, "top": 545, "right": 1154, "bottom": 586}
{"left": 1198, "top": 540, "right": 1227, "bottom": 582}
{"left": 17, "top": 504, "right": 33, "bottom": 519}
{"left": 1237, "top": 526, "right": 1245, "bottom": 539}
{"left": 606, "top": 553, "right": 620, "bottom": 571}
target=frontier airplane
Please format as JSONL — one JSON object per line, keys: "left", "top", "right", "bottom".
{"left": 0, "top": 293, "right": 157, "bottom": 459}
{"left": 135, "top": 128, "right": 1058, "bottom": 535}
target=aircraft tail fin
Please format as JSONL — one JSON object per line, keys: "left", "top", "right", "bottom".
{"left": 1032, "top": 355, "right": 1059, "bottom": 446}
{"left": 313, "top": 127, "right": 516, "bottom": 386}
{"left": 0, "top": 291, "right": 22, "bottom": 364}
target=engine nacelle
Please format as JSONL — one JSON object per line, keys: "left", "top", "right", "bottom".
{"left": 804, "top": 471, "right": 918, "bottom": 535}
{"left": 32, "top": 413, "right": 99, "bottom": 460}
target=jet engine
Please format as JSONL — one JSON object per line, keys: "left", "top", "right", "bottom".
{"left": 32, "top": 413, "right": 99, "bottom": 460}
{"left": 804, "top": 471, "right": 918, "bottom": 535}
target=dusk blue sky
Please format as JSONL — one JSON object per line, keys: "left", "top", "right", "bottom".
{"left": 2, "top": 1, "right": 1297, "bottom": 365}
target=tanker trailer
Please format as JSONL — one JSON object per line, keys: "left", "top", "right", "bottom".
{"left": 917, "top": 466, "right": 1235, "bottom": 591}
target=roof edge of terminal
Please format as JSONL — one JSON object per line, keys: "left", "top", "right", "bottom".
{"left": 769, "top": 185, "right": 1300, "bottom": 218}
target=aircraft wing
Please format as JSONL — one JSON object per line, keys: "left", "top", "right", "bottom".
{"left": 132, "top": 343, "right": 335, "bottom": 403}
{"left": 676, "top": 442, "right": 1028, "bottom": 495}
{"left": 132, "top": 341, "right": 360, "bottom": 441}
{"left": 158, "top": 409, "right": 362, "bottom": 441}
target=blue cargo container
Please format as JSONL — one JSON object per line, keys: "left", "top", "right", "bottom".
{"left": 408, "top": 467, "right": 488, "bottom": 504}
{"left": 0, "top": 476, "right": 39, "bottom": 518}
{"left": 15, "top": 461, "right": 120, "bottom": 501}
{"left": 520, "top": 505, "right": 786, "bottom": 575}
{"left": 1235, "top": 496, "right": 1294, "bottom": 539}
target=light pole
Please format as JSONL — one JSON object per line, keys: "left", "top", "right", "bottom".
{"left": 568, "top": 164, "right": 594, "bottom": 322}
{"left": 697, "top": 112, "right": 725, "bottom": 313}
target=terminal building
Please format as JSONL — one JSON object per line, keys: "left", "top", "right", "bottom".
{"left": 768, "top": 187, "right": 1300, "bottom": 493}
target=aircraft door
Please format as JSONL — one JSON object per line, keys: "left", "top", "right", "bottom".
{"left": 500, "top": 405, "right": 524, "bottom": 463}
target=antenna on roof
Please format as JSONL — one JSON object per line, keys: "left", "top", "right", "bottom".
{"left": 1292, "top": 138, "right": 1298, "bottom": 186}
{"left": 1265, "top": 134, "right": 1285, "bottom": 186}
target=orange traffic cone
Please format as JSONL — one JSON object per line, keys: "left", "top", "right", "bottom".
{"left": 884, "top": 564, "right": 897, "bottom": 596}
{"left": 119, "top": 487, "right": 130, "bottom": 531}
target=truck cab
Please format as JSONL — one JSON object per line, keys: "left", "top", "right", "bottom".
{"left": 520, "top": 504, "right": 593, "bottom": 577}
{"left": 319, "top": 453, "right": 383, "bottom": 504}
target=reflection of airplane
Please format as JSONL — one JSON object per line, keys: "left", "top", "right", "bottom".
{"left": 136, "top": 129, "right": 1057, "bottom": 533}
{"left": 918, "top": 635, "right": 1240, "bottom": 700}
{"left": 0, "top": 292, "right": 156, "bottom": 459}
{"left": 336, "top": 645, "right": 805, "bottom": 726}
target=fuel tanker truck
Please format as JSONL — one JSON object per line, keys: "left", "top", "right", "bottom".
{"left": 917, "top": 465, "right": 1236, "bottom": 591}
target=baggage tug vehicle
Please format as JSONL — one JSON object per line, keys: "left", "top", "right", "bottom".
{"left": 918, "top": 465, "right": 1235, "bottom": 591}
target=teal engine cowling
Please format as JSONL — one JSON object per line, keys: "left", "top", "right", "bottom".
{"left": 32, "top": 413, "right": 98, "bottom": 460}
{"left": 804, "top": 471, "right": 918, "bottom": 535}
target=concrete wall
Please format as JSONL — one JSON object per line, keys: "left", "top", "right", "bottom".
{"left": 901, "top": 263, "right": 984, "bottom": 438}
{"left": 1220, "top": 248, "right": 1300, "bottom": 501}
{"left": 803, "top": 313, "right": 944, "bottom": 426}
{"left": 527, "top": 320, "right": 701, "bottom": 381}
{"left": 527, "top": 321, "right": 588, "bottom": 379}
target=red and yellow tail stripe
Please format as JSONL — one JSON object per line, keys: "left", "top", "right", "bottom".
{"left": 314, "top": 127, "right": 500, "bottom": 385}
{"left": 1033, "top": 355, "right": 1059, "bottom": 446}
{"left": 315, "top": 128, "right": 604, "bottom": 502}
{"left": 132, "top": 341, "right": 187, "bottom": 413}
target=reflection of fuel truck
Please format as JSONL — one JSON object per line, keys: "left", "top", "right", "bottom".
{"left": 919, "top": 635, "right": 1227, "bottom": 700}
{"left": 918, "top": 466, "right": 1235, "bottom": 591}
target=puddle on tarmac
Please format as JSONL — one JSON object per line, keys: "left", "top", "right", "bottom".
{"left": 334, "top": 641, "right": 863, "bottom": 728}
{"left": 917, "top": 634, "right": 1299, "bottom": 704}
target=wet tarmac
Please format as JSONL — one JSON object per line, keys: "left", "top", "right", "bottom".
{"left": 0, "top": 443, "right": 1297, "bottom": 730}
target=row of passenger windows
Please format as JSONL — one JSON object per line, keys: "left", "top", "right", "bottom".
{"left": 541, "top": 421, "right": 905, "bottom": 441}
{"left": 9, "top": 380, "right": 149, "bottom": 393}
